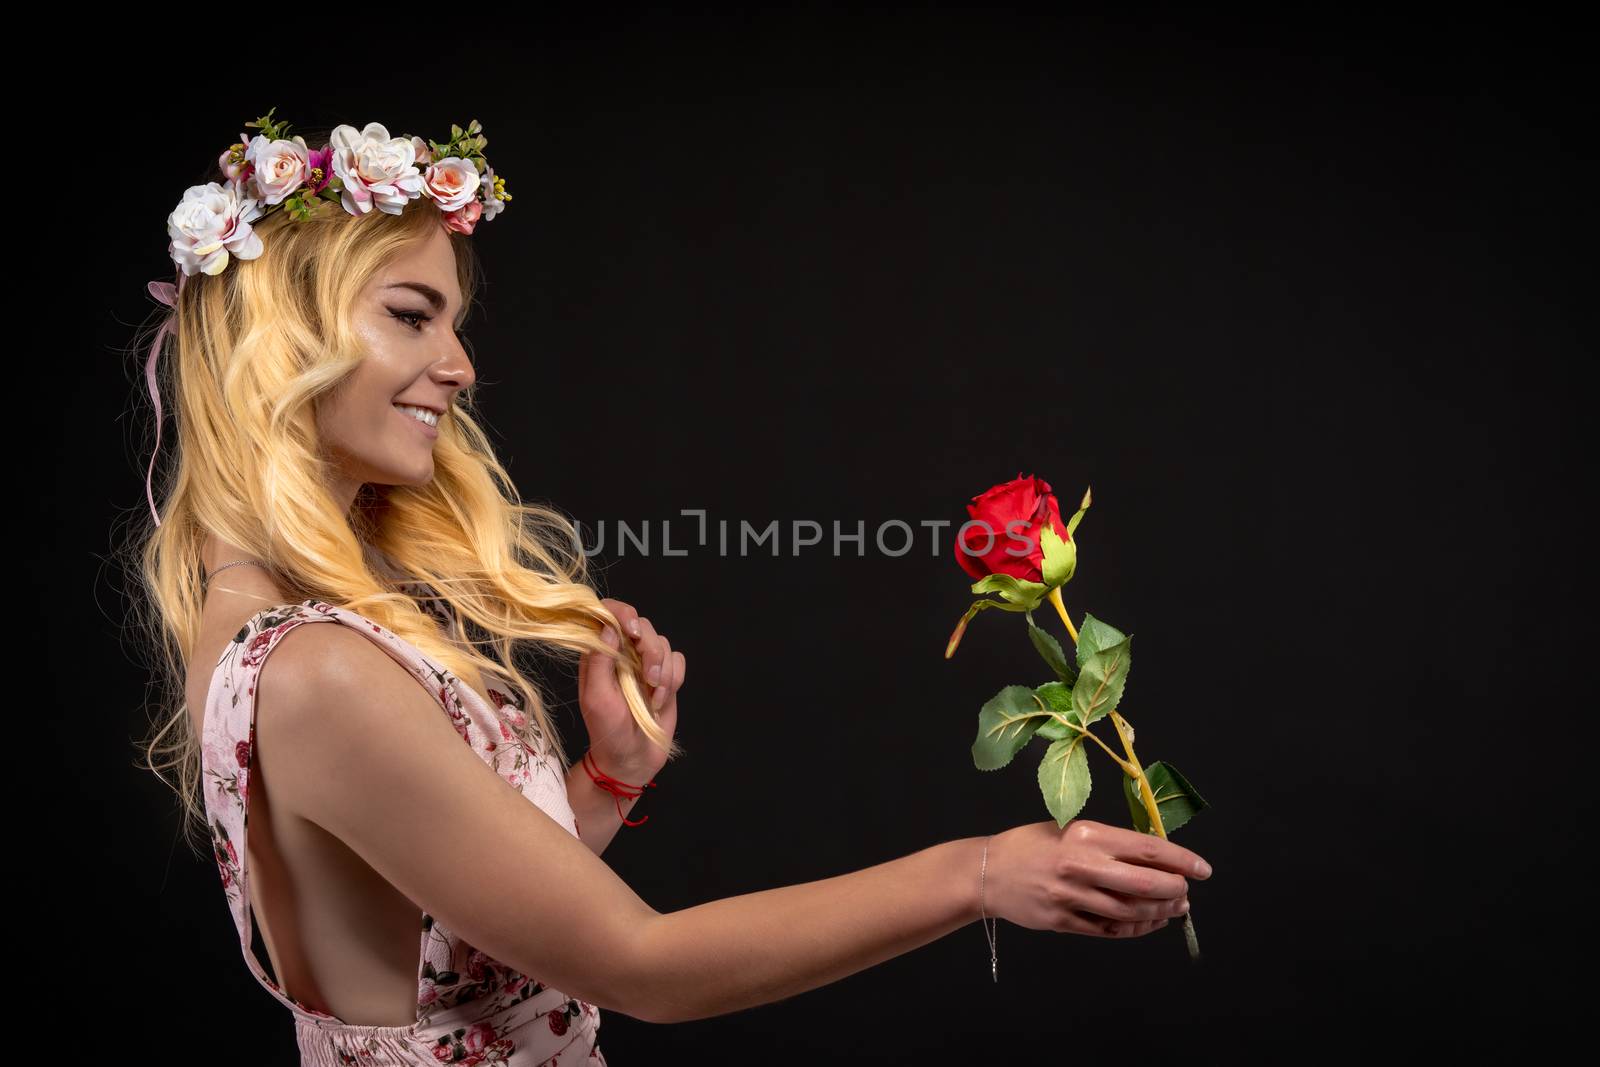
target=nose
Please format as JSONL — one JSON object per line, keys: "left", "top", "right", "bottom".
{"left": 429, "top": 334, "right": 475, "bottom": 393}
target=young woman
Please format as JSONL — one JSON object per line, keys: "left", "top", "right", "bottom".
{"left": 134, "top": 114, "right": 1210, "bottom": 1065}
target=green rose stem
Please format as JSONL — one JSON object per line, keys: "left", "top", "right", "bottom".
{"left": 1045, "top": 585, "right": 1202, "bottom": 962}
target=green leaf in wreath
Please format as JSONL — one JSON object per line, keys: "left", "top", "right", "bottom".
{"left": 1038, "top": 734, "right": 1092, "bottom": 828}
{"left": 1040, "top": 524, "right": 1078, "bottom": 588}
{"left": 969, "top": 572, "right": 1049, "bottom": 612}
{"left": 1121, "top": 761, "right": 1209, "bottom": 836}
{"left": 1074, "top": 613, "right": 1128, "bottom": 671}
{"left": 1027, "top": 616, "right": 1079, "bottom": 684}
{"left": 1071, "top": 631, "right": 1130, "bottom": 727}
{"left": 972, "top": 685, "right": 1049, "bottom": 770}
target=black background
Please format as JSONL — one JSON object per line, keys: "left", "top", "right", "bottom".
{"left": 37, "top": 11, "right": 1582, "bottom": 1060}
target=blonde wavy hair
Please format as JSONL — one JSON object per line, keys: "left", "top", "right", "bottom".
{"left": 125, "top": 162, "right": 682, "bottom": 852}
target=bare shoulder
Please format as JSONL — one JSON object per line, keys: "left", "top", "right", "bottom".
{"left": 249, "top": 618, "right": 665, "bottom": 1021}
{"left": 251, "top": 621, "right": 447, "bottom": 824}
{"left": 251, "top": 623, "right": 397, "bottom": 758}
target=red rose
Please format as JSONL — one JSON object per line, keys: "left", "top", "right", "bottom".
{"left": 954, "top": 472, "right": 1069, "bottom": 583}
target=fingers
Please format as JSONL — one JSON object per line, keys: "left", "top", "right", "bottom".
{"left": 599, "top": 599, "right": 660, "bottom": 670}
{"left": 624, "top": 611, "right": 664, "bottom": 675}
{"left": 1062, "top": 911, "right": 1174, "bottom": 938}
{"left": 600, "top": 598, "right": 640, "bottom": 639}
{"left": 1093, "top": 859, "right": 1191, "bottom": 903}
{"left": 650, "top": 632, "right": 672, "bottom": 710}
{"left": 1068, "top": 884, "right": 1191, "bottom": 924}
{"left": 1097, "top": 821, "right": 1213, "bottom": 881}
{"left": 598, "top": 599, "right": 682, "bottom": 711}
{"left": 630, "top": 617, "right": 668, "bottom": 694}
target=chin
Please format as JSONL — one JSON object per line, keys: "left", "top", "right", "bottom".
{"left": 375, "top": 461, "right": 435, "bottom": 487}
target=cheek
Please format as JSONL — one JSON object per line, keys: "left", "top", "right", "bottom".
{"left": 316, "top": 378, "right": 393, "bottom": 444}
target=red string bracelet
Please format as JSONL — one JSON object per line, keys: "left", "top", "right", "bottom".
{"left": 582, "top": 750, "right": 657, "bottom": 827}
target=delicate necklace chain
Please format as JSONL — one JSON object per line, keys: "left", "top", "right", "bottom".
{"left": 205, "top": 559, "right": 269, "bottom": 584}
{"left": 981, "top": 835, "right": 997, "bottom": 982}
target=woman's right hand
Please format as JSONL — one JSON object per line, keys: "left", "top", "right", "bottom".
{"left": 982, "top": 819, "right": 1211, "bottom": 938}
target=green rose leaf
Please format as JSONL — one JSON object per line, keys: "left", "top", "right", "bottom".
{"left": 970, "top": 572, "right": 1050, "bottom": 612}
{"left": 1121, "top": 761, "right": 1209, "bottom": 836}
{"left": 973, "top": 685, "right": 1049, "bottom": 770}
{"left": 1027, "top": 617, "right": 1079, "bottom": 685}
{"left": 1040, "top": 524, "right": 1078, "bottom": 588}
{"left": 1038, "top": 734, "right": 1093, "bottom": 828}
{"left": 1035, "top": 718, "right": 1070, "bottom": 742}
{"left": 1066, "top": 486, "right": 1092, "bottom": 538}
{"left": 1074, "top": 613, "right": 1128, "bottom": 671}
{"left": 1032, "top": 681, "right": 1081, "bottom": 741}
{"left": 946, "top": 597, "right": 1029, "bottom": 658}
{"left": 1071, "top": 631, "right": 1130, "bottom": 727}
{"left": 1033, "top": 680, "right": 1074, "bottom": 714}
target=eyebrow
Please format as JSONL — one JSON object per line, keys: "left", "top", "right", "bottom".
{"left": 384, "top": 281, "right": 456, "bottom": 316}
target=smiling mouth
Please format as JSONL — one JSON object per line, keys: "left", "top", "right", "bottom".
{"left": 394, "top": 404, "right": 441, "bottom": 439}
{"left": 394, "top": 403, "right": 441, "bottom": 427}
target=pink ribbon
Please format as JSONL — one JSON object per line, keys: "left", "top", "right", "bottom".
{"left": 144, "top": 272, "right": 187, "bottom": 526}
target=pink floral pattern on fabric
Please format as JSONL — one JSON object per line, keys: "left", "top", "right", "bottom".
{"left": 200, "top": 599, "right": 608, "bottom": 1066}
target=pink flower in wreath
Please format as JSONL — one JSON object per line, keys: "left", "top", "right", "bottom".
{"left": 330, "top": 121, "right": 424, "bottom": 217}
{"left": 245, "top": 134, "right": 312, "bottom": 206}
{"left": 443, "top": 199, "right": 483, "bottom": 235}
{"left": 423, "top": 157, "right": 481, "bottom": 213}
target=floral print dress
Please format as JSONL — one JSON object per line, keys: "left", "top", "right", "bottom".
{"left": 200, "top": 597, "right": 608, "bottom": 1066}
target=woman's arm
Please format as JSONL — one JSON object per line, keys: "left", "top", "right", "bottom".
{"left": 631, "top": 836, "right": 984, "bottom": 1024}
{"left": 262, "top": 623, "right": 989, "bottom": 1027}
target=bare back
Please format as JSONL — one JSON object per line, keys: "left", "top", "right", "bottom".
{"left": 186, "top": 590, "right": 616, "bottom": 1060}
{"left": 186, "top": 598, "right": 430, "bottom": 1027}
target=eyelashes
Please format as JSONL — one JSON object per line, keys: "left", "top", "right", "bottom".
{"left": 390, "top": 307, "right": 469, "bottom": 340}
{"left": 390, "top": 307, "right": 432, "bottom": 332}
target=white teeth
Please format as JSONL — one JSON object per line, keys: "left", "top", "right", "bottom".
{"left": 395, "top": 404, "right": 439, "bottom": 427}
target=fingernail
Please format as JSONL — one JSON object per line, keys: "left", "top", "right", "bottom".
{"left": 652, "top": 684, "right": 666, "bottom": 710}
{"left": 630, "top": 620, "right": 640, "bottom": 637}
{"left": 647, "top": 664, "right": 661, "bottom": 684}
{"left": 1195, "top": 860, "right": 1212, "bottom": 878}
{"left": 600, "top": 626, "right": 618, "bottom": 646}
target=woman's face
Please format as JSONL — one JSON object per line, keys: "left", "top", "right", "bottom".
{"left": 317, "top": 222, "right": 475, "bottom": 509}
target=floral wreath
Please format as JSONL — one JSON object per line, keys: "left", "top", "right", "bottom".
{"left": 165, "top": 107, "right": 510, "bottom": 278}
{"left": 141, "top": 109, "right": 511, "bottom": 526}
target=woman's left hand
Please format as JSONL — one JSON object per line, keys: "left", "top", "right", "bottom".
{"left": 577, "top": 598, "right": 685, "bottom": 782}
